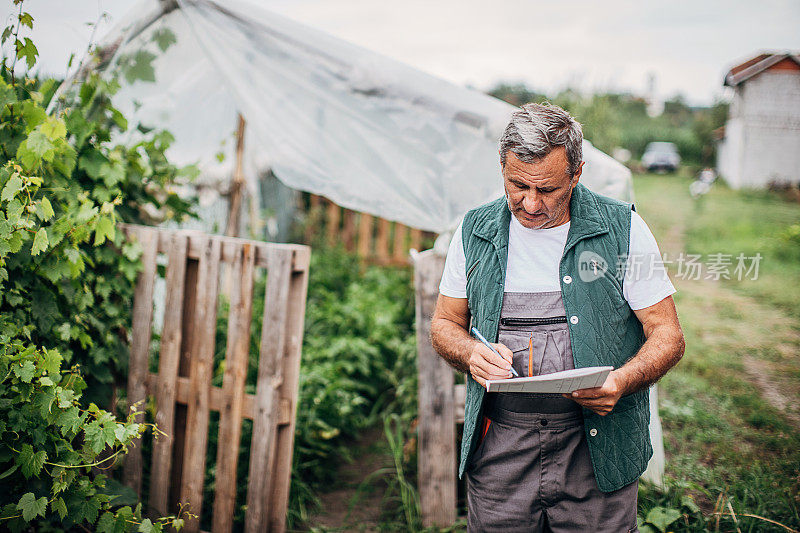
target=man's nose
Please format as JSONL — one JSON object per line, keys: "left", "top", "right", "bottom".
{"left": 522, "top": 192, "right": 543, "bottom": 213}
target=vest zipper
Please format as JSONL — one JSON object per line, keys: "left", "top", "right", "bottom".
{"left": 499, "top": 316, "right": 567, "bottom": 326}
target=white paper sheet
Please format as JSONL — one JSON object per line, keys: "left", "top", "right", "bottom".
{"left": 485, "top": 366, "right": 613, "bottom": 393}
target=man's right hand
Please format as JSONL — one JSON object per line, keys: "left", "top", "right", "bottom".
{"left": 468, "top": 341, "right": 514, "bottom": 389}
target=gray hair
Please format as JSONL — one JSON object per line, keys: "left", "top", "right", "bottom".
{"left": 499, "top": 103, "right": 583, "bottom": 177}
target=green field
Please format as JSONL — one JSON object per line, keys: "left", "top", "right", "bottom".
{"left": 632, "top": 172, "right": 800, "bottom": 532}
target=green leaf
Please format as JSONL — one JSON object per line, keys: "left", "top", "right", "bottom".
{"left": 35, "top": 196, "right": 54, "bottom": 221}
{"left": 18, "top": 12, "right": 34, "bottom": 30}
{"left": 40, "top": 117, "right": 66, "bottom": 141}
{"left": 41, "top": 347, "right": 62, "bottom": 375}
{"left": 31, "top": 227, "right": 48, "bottom": 255}
{"left": 101, "top": 162, "right": 125, "bottom": 187}
{"left": 1, "top": 175, "right": 23, "bottom": 201}
{"left": 680, "top": 494, "right": 700, "bottom": 513}
{"left": 17, "top": 443, "right": 47, "bottom": 478}
{"left": 78, "top": 151, "right": 108, "bottom": 180}
{"left": 15, "top": 37, "right": 38, "bottom": 70}
{"left": 16, "top": 492, "right": 47, "bottom": 521}
{"left": 25, "top": 130, "right": 55, "bottom": 160}
{"left": 152, "top": 27, "right": 176, "bottom": 52}
{"left": 13, "top": 360, "right": 35, "bottom": 382}
{"left": 93, "top": 215, "right": 115, "bottom": 246}
{"left": 96, "top": 511, "right": 115, "bottom": 533}
{"left": 51, "top": 497, "right": 68, "bottom": 520}
{"left": 645, "top": 506, "right": 682, "bottom": 532}
{"left": 139, "top": 518, "right": 155, "bottom": 533}
{"left": 83, "top": 418, "right": 116, "bottom": 453}
{"left": 55, "top": 406, "right": 83, "bottom": 436}
{"left": 57, "top": 387, "right": 75, "bottom": 408}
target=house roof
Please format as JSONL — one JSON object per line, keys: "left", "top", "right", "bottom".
{"left": 724, "top": 51, "right": 800, "bottom": 87}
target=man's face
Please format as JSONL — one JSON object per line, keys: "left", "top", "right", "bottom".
{"left": 502, "top": 147, "right": 583, "bottom": 229}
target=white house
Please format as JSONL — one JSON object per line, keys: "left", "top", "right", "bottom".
{"left": 716, "top": 52, "right": 800, "bottom": 188}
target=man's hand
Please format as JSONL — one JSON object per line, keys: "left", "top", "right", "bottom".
{"left": 467, "top": 341, "right": 514, "bottom": 389}
{"left": 563, "top": 370, "right": 625, "bottom": 416}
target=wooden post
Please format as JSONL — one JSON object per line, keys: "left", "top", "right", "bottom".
{"left": 376, "top": 218, "right": 390, "bottom": 263}
{"left": 150, "top": 232, "right": 189, "bottom": 515}
{"left": 267, "top": 247, "right": 310, "bottom": 532}
{"left": 212, "top": 242, "right": 256, "bottom": 533}
{"left": 179, "top": 236, "right": 222, "bottom": 533}
{"left": 225, "top": 114, "right": 247, "bottom": 238}
{"left": 123, "top": 227, "right": 158, "bottom": 496}
{"left": 410, "top": 228, "right": 422, "bottom": 252}
{"left": 342, "top": 210, "right": 356, "bottom": 252}
{"left": 358, "top": 213, "right": 373, "bottom": 261}
{"left": 392, "top": 223, "right": 408, "bottom": 264}
{"left": 305, "top": 194, "right": 322, "bottom": 245}
{"left": 244, "top": 248, "right": 293, "bottom": 533}
{"left": 169, "top": 241, "right": 200, "bottom": 512}
{"left": 326, "top": 200, "right": 340, "bottom": 247}
{"left": 413, "top": 250, "right": 456, "bottom": 527}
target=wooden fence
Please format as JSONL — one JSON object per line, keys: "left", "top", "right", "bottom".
{"left": 413, "top": 250, "right": 464, "bottom": 527}
{"left": 120, "top": 223, "right": 311, "bottom": 533}
{"left": 304, "top": 194, "right": 435, "bottom": 266}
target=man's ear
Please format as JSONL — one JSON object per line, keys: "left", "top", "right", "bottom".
{"left": 572, "top": 161, "right": 585, "bottom": 185}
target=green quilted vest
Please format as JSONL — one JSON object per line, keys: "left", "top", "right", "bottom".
{"left": 459, "top": 182, "right": 652, "bottom": 493}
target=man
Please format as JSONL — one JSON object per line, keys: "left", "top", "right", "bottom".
{"left": 430, "top": 103, "right": 685, "bottom": 532}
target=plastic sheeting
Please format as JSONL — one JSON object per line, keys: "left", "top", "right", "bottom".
{"left": 50, "top": 0, "right": 634, "bottom": 234}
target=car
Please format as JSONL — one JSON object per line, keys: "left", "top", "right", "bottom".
{"left": 642, "top": 142, "right": 681, "bottom": 173}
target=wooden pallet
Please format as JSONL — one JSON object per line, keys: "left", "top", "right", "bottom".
{"left": 120, "top": 223, "right": 310, "bottom": 533}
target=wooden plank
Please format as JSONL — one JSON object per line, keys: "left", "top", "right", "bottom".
{"left": 150, "top": 232, "right": 190, "bottom": 515}
{"left": 325, "top": 200, "right": 340, "bottom": 247}
{"left": 392, "top": 224, "right": 408, "bottom": 262}
{"left": 118, "top": 223, "right": 308, "bottom": 272}
{"left": 267, "top": 247, "right": 311, "bottom": 533}
{"left": 123, "top": 226, "right": 159, "bottom": 496}
{"left": 144, "top": 373, "right": 291, "bottom": 424}
{"left": 357, "top": 213, "right": 372, "bottom": 260}
{"left": 413, "top": 250, "right": 456, "bottom": 527}
{"left": 212, "top": 242, "right": 257, "bottom": 533}
{"left": 375, "top": 218, "right": 390, "bottom": 262}
{"left": 244, "top": 249, "right": 294, "bottom": 533}
{"left": 170, "top": 252, "right": 200, "bottom": 512}
{"left": 225, "top": 114, "right": 247, "bottom": 238}
{"left": 305, "top": 195, "right": 322, "bottom": 244}
{"left": 179, "top": 236, "right": 222, "bottom": 533}
{"left": 410, "top": 228, "right": 422, "bottom": 252}
{"left": 454, "top": 384, "right": 466, "bottom": 424}
{"left": 342, "top": 210, "right": 356, "bottom": 252}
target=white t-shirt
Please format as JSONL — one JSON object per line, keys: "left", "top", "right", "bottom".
{"left": 439, "top": 210, "right": 676, "bottom": 310}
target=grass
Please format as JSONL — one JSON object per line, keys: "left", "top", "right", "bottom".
{"left": 632, "top": 171, "right": 800, "bottom": 532}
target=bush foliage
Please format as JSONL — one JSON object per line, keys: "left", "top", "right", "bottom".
{"left": 0, "top": 2, "right": 197, "bottom": 530}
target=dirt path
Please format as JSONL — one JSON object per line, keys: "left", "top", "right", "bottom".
{"left": 743, "top": 356, "right": 800, "bottom": 429}
{"left": 300, "top": 425, "right": 391, "bottom": 532}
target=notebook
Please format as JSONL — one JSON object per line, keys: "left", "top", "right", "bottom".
{"left": 485, "top": 366, "right": 613, "bottom": 393}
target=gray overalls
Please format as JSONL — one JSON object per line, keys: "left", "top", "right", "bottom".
{"left": 465, "top": 291, "right": 639, "bottom": 533}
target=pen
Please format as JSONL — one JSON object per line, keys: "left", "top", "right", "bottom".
{"left": 471, "top": 326, "right": 519, "bottom": 377}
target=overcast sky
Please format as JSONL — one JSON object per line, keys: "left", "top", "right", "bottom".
{"left": 10, "top": 0, "right": 800, "bottom": 106}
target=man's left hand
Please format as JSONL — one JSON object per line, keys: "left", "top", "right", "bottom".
{"left": 562, "top": 370, "right": 626, "bottom": 416}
